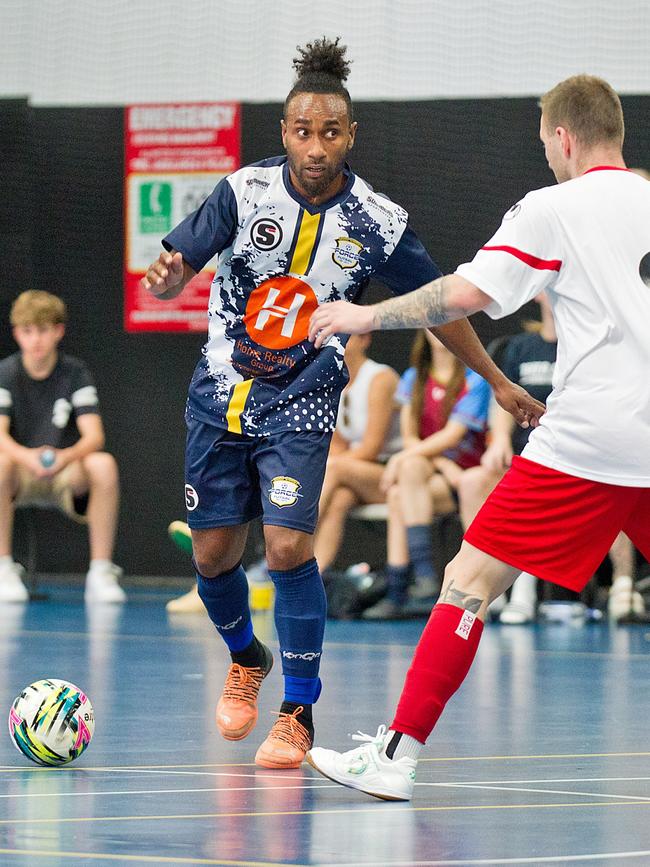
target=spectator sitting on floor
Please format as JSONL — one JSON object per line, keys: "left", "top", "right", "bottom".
{"left": 457, "top": 291, "right": 642, "bottom": 623}
{"left": 0, "top": 290, "right": 124, "bottom": 603}
{"left": 313, "top": 333, "right": 400, "bottom": 575}
{"left": 363, "top": 330, "right": 490, "bottom": 619}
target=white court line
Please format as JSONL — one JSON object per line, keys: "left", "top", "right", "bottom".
{"left": 430, "top": 783, "right": 650, "bottom": 803}
{"left": 434, "top": 775, "right": 650, "bottom": 786}
{"left": 319, "top": 852, "right": 650, "bottom": 866}
{"left": 0, "top": 783, "right": 337, "bottom": 800}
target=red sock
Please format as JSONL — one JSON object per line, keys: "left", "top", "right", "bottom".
{"left": 391, "top": 602, "right": 484, "bottom": 743}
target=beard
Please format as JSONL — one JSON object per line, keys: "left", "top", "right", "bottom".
{"left": 289, "top": 154, "right": 346, "bottom": 198}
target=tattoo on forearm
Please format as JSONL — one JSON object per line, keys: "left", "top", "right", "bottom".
{"left": 373, "top": 277, "right": 465, "bottom": 330}
{"left": 439, "top": 579, "right": 484, "bottom": 614}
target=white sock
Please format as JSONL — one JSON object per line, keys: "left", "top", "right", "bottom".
{"left": 510, "top": 572, "right": 537, "bottom": 606}
{"left": 383, "top": 730, "right": 423, "bottom": 762}
{"left": 88, "top": 559, "right": 112, "bottom": 572}
{"left": 0, "top": 555, "right": 14, "bottom": 567}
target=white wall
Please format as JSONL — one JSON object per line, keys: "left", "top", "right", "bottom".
{"left": 2, "top": 0, "right": 649, "bottom": 105}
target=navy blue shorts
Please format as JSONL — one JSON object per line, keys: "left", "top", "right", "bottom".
{"left": 184, "top": 420, "right": 332, "bottom": 534}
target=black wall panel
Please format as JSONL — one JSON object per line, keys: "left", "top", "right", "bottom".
{"left": 2, "top": 95, "right": 649, "bottom": 575}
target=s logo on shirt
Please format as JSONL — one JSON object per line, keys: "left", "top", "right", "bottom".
{"left": 250, "top": 218, "right": 283, "bottom": 251}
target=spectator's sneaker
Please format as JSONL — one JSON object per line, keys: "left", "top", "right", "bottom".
{"left": 307, "top": 725, "right": 416, "bottom": 801}
{"left": 168, "top": 520, "right": 193, "bottom": 554}
{"left": 361, "top": 598, "right": 406, "bottom": 620}
{"left": 0, "top": 560, "right": 29, "bottom": 603}
{"left": 84, "top": 563, "right": 126, "bottom": 603}
{"left": 216, "top": 642, "right": 273, "bottom": 741}
{"left": 255, "top": 706, "right": 313, "bottom": 769}
{"left": 500, "top": 599, "right": 536, "bottom": 624}
{"left": 408, "top": 577, "right": 440, "bottom": 601}
{"left": 166, "top": 585, "right": 204, "bottom": 614}
{"left": 608, "top": 576, "right": 645, "bottom": 620}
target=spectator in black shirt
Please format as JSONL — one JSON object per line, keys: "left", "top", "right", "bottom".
{"left": 0, "top": 291, "right": 124, "bottom": 602}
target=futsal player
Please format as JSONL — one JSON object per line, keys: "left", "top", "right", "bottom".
{"left": 141, "top": 37, "right": 543, "bottom": 769}
{"left": 307, "top": 74, "right": 650, "bottom": 799}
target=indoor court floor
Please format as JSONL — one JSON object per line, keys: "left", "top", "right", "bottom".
{"left": 1, "top": 585, "right": 649, "bottom": 866}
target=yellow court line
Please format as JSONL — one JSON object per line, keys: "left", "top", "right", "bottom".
{"left": 0, "top": 849, "right": 302, "bottom": 866}
{"left": 1, "top": 799, "right": 649, "bottom": 828}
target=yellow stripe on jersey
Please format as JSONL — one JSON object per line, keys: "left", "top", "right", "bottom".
{"left": 226, "top": 379, "right": 254, "bottom": 434}
{"left": 289, "top": 209, "right": 322, "bottom": 276}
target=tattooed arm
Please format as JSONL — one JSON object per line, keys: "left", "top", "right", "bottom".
{"left": 308, "top": 274, "right": 546, "bottom": 428}
{"left": 308, "top": 275, "right": 489, "bottom": 343}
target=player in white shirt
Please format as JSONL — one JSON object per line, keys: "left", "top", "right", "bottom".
{"left": 307, "top": 74, "right": 650, "bottom": 800}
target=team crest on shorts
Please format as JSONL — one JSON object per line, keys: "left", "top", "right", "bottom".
{"left": 268, "top": 476, "right": 302, "bottom": 508}
{"left": 332, "top": 237, "right": 363, "bottom": 269}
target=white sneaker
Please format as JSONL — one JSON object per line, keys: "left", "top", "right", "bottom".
{"left": 608, "top": 576, "right": 645, "bottom": 620}
{"left": 0, "top": 560, "right": 29, "bottom": 603}
{"left": 166, "top": 585, "right": 204, "bottom": 614}
{"left": 307, "top": 725, "right": 416, "bottom": 801}
{"left": 85, "top": 563, "right": 126, "bottom": 603}
{"left": 500, "top": 599, "right": 536, "bottom": 624}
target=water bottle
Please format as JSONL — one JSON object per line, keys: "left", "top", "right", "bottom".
{"left": 40, "top": 449, "right": 56, "bottom": 468}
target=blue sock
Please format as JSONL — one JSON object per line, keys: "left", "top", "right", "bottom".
{"left": 406, "top": 524, "right": 438, "bottom": 584}
{"left": 386, "top": 564, "right": 410, "bottom": 605}
{"left": 196, "top": 561, "right": 253, "bottom": 653}
{"left": 268, "top": 558, "right": 325, "bottom": 705}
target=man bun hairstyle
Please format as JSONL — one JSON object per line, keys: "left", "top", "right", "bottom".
{"left": 284, "top": 36, "right": 353, "bottom": 121}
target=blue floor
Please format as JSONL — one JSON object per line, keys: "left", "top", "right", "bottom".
{"left": 1, "top": 585, "right": 649, "bottom": 865}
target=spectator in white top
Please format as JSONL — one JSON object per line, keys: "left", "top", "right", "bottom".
{"left": 314, "top": 334, "right": 400, "bottom": 574}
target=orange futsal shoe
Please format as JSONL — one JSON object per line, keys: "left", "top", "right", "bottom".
{"left": 255, "top": 706, "right": 313, "bottom": 769}
{"left": 216, "top": 643, "right": 273, "bottom": 741}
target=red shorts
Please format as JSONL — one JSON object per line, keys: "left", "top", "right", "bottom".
{"left": 464, "top": 456, "right": 650, "bottom": 592}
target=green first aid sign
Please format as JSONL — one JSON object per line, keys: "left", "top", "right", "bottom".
{"left": 139, "top": 182, "right": 172, "bottom": 233}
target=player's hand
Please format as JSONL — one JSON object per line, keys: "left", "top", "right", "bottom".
{"left": 492, "top": 380, "right": 545, "bottom": 429}
{"left": 141, "top": 251, "right": 185, "bottom": 297}
{"left": 480, "top": 439, "right": 513, "bottom": 473}
{"left": 309, "top": 301, "right": 376, "bottom": 348}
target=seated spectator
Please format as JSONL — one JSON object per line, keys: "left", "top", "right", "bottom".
{"left": 457, "top": 291, "right": 641, "bottom": 623}
{"left": 314, "top": 334, "right": 400, "bottom": 574}
{"left": 0, "top": 291, "right": 124, "bottom": 603}
{"left": 363, "top": 330, "right": 490, "bottom": 619}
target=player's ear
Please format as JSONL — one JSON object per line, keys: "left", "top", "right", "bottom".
{"left": 347, "top": 121, "right": 358, "bottom": 152}
{"left": 280, "top": 118, "right": 288, "bottom": 149}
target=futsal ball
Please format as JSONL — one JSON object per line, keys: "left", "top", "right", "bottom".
{"left": 8, "top": 679, "right": 95, "bottom": 766}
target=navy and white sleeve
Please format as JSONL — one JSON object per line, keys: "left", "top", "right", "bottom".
{"left": 162, "top": 176, "right": 238, "bottom": 274}
{"left": 374, "top": 226, "right": 443, "bottom": 296}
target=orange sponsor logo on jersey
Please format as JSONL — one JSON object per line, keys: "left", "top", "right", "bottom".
{"left": 244, "top": 276, "right": 319, "bottom": 350}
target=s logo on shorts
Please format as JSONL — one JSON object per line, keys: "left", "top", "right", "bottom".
{"left": 268, "top": 476, "right": 302, "bottom": 508}
{"left": 185, "top": 484, "right": 199, "bottom": 511}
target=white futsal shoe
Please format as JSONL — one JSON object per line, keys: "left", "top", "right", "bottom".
{"left": 307, "top": 725, "right": 416, "bottom": 801}
{"left": 85, "top": 563, "right": 126, "bottom": 603}
{"left": 0, "top": 559, "right": 29, "bottom": 602}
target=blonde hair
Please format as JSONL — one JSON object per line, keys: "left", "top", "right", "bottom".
{"left": 10, "top": 290, "right": 67, "bottom": 328}
{"left": 539, "top": 75, "right": 624, "bottom": 148}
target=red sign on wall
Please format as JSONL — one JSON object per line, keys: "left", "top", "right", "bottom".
{"left": 124, "top": 102, "right": 241, "bottom": 332}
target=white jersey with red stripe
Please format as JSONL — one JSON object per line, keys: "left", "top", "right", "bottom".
{"left": 456, "top": 167, "right": 650, "bottom": 486}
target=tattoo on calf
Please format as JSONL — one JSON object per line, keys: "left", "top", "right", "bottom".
{"left": 440, "top": 579, "right": 484, "bottom": 614}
